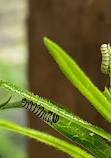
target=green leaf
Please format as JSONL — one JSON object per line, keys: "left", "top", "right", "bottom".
{"left": 0, "top": 101, "right": 22, "bottom": 110}
{"left": 44, "top": 37, "right": 111, "bottom": 123}
{"left": 1, "top": 101, "right": 111, "bottom": 157}
{"left": 0, "top": 80, "right": 111, "bottom": 144}
{"left": 53, "top": 116, "right": 111, "bottom": 158}
{"left": 103, "top": 87, "right": 111, "bottom": 102}
{"left": 0, "top": 96, "right": 12, "bottom": 108}
{"left": 0, "top": 120, "right": 95, "bottom": 158}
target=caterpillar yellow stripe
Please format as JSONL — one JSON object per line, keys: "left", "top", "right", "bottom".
{"left": 100, "top": 44, "right": 110, "bottom": 74}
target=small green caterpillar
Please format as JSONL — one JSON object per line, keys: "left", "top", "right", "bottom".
{"left": 100, "top": 44, "right": 111, "bottom": 74}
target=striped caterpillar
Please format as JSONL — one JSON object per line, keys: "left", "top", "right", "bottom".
{"left": 22, "top": 98, "right": 59, "bottom": 125}
{"left": 100, "top": 44, "right": 110, "bottom": 74}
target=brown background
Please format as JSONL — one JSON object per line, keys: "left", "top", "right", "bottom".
{"left": 28, "top": 0, "right": 111, "bottom": 157}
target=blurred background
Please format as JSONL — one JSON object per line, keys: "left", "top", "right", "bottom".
{"left": 0, "top": 0, "right": 27, "bottom": 158}
{"left": 0, "top": 0, "right": 111, "bottom": 158}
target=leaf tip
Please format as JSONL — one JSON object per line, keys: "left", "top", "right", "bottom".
{"left": 43, "top": 36, "right": 49, "bottom": 44}
{"left": 43, "top": 37, "right": 53, "bottom": 47}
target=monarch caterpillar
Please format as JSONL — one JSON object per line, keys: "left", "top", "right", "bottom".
{"left": 100, "top": 44, "right": 110, "bottom": 74}
{"left": 22, "top": 98, "right": 59, "bottom": 125}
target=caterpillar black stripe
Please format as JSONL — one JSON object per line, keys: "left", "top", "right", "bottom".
{"left": 100, "top": 44, "right": 110, "bottom": 74}
{"left": 22, "top": 98, "right": 59, "bottom": 125}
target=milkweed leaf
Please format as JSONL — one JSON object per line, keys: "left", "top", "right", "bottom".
{"left": 0, "top": 120, "right": 95, "bottom": 158}
{"left": 0, "top": 81, "right": 111, "bottom": 157}
{"left": 0, "top": 96, "right": 12, "bottom": 108}
{"left": 0, "top": 80, "right": 111, "bottom": 143}
{"left": 44, "top": 37, "right": 111, "bottom": 123}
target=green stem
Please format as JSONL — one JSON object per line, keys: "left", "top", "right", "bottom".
{"left": 108, "top": 44, "right": 111, "bottom": 88}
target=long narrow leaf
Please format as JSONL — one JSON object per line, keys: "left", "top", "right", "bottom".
{"left": 0, "top": 80, "right": 111, "bottom": 143}
{"left": 0, "top": 120, "right": 95, "bottom": 158}
{"left": 0, "top": 96, "right": 12, "bottom": 108}
{"left": 103, "top": 87, "right": 111, "bottom": 102}
{"left": 44, "top": 37, "right": 111, "bottom": 123}
{"left": 1, "top": 101, "right": 111, "bottom": 157}
{"left": 53, "top": 116, "right": 111, "bottom": 158}
{"left": 0, "top": 101, "right": 22, "bottom": 110}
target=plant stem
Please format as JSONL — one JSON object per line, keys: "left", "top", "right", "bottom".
{"left": 108, "top": 44, "right": 111, "bottom": 88}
